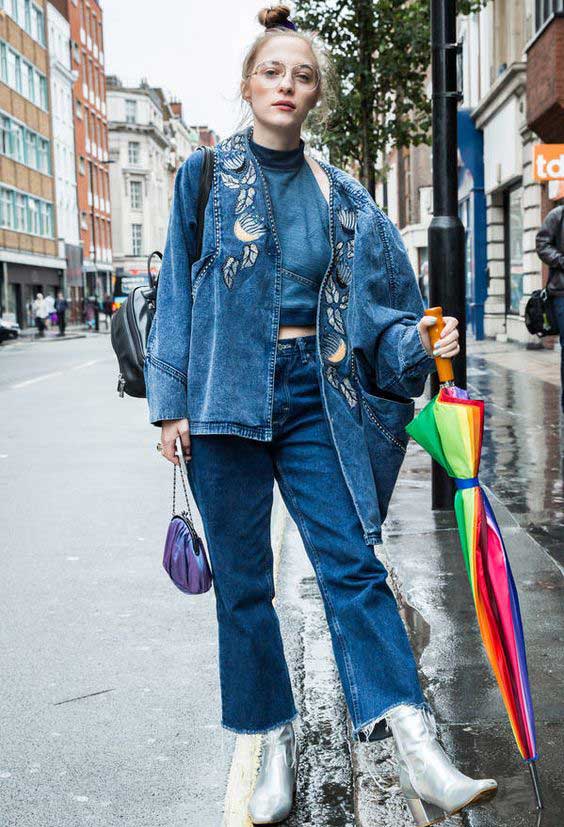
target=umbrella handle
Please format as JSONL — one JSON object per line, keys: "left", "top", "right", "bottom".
{"left": 425, "top": 306, "right": 455, "bottom": 384}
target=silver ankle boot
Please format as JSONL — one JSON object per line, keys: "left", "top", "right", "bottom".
{"left": 247, "top": 721, "right": 298, "bottom": 825}
{"left": 387, "top": 705, "right": 497, "bottom": 826}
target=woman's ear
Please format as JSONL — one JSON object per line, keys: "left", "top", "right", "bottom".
{"left": 241, "top": 79, "right": 251, "bottom": 104}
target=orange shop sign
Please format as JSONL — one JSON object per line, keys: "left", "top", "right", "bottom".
{"left": 533, "top": 144, "right": 564, "bottom": 181}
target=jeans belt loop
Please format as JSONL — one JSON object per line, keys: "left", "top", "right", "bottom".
{"left": 297, "top": 337, "right": 309, "bottom": 365}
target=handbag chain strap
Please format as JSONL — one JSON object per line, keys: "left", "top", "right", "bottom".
{"left": 172, "top": 461, "right": 194, "bottom": 523}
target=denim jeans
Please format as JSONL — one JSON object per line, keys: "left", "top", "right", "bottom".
{"left": 185, "top": 334, "right": 426, "bottom": 736}
{"left": 552, "top": 295, "right": 564, "bottom": 411}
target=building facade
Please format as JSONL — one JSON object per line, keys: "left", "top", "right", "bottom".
{"left": 66, "top": 0, "right": 111, "bottom": 312}
{"left": 47, "top": 0, "right": 80, "bottom": 300}
{"left": 459, "top": 0, "right": 564, "bottom": 344}
{"left": 0, "top": 0, "right": 64, "bottom": 328}
{"left": 106, "top": 77, "right": 171, "bottom": 284}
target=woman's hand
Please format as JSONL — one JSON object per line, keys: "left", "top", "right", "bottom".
{"left": 161, "top": 418, "right": 191, "bottom": 465}
{"left": 418, "top": 315, "right": 460, "bottom": 359}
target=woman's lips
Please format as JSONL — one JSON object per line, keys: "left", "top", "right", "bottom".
{"left": 272, "top": 102, "right": 295, "bottom": 111}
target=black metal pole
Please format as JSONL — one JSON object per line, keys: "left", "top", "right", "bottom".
{"left": 428, "top": 0, "right": 467, "bottom": 509}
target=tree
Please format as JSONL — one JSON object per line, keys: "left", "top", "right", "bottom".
{"left": 293, "top": 0, "right": 487, "bottom": 198}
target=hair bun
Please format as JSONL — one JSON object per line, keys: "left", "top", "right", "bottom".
{"left": 258, "top": 4, "right": 292, "bottom": 29}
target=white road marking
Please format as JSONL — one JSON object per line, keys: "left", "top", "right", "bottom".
{"left": 11, "top": 371, "right": 63, "bottom": 388}
{"left": 10, "top": 358, "right": 103, "bottom": 389}
{"left": 70, "top": 359, "right": 101, "bottom": 371}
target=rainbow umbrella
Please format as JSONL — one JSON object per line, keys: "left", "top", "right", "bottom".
{"left": 405, "top": 307, "right": 542, "bottom": 809}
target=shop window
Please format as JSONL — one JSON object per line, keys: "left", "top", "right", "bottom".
{"left": 504, "top": 185, "right": 524, "bottom": 315}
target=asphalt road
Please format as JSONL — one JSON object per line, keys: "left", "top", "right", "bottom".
{"left": 0, "top": 334, "right": 236, "bottom": 826}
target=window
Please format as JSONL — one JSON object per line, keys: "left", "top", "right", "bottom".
{"left": 25, "top": 129, "right": 37, "bottom": 167}
{"left": 504, "top": 185, "right": 524, "bottom": 316}
{"left": 0, "top": 116, "right": 11, "bottom": 155}
{"left": 125, "top": 99, "right": 136, "bottom": 124}
{"left": 28, "top": 196, "right": 38, "bottom": 234}
{"left": 38, "top": 138, "right": 49, "bottom": 173}
{"left": 128, "top": 141, "right": 140, "bottom": 165}
{"left": 0, "top": 187, "right": 15, "bottom": 228}
{"left": 79, "top": 155, "right": 85, "bottom": 175}
{"left": 16, "top": 192, "right": 26, "bottom": 231}
{"left": 535, "top": 0, "right": 564, "bottom": 31}
{"left": 131, "top": 223, "right": 142, "bottom": 256}
{"left": 7, "top": 49, "right": 16, "bottom": 87}
{"left": 130, "top": 180, "right": 142, "bottom": 209}
{"left": 12, "top": 123, "right": 24, "bottom": 163}
{"left": 76, "top": 99, "right": 82, "bottom": 119}
{"left": 39, "top": 75, "right": 48, "bottom": 109}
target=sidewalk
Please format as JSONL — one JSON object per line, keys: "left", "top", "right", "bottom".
{"left": 351, "top": 339, "right": 563, "bottom": 826}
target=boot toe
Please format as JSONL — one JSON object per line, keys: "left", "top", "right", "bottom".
{"left": 248, "top": 791, "right": 293, "bottom": 824}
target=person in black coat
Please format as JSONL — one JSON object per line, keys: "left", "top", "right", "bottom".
{"left": 55, "top": 292, "right": 68, "bottom": 337}
{"left": 536, "top": 202, "right": 564, "bottom": 413}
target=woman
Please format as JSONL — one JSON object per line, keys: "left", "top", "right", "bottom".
{"left": 145, "top": 6, "right": 497, "bottom": 825}
{"left": 32, "top": 292, "right": 48, "bottom": 338}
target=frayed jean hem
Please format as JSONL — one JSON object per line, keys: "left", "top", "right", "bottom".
{"left": 221, "top": 709, "right": 300, "bottom": 736}
{"left": 353, "top": 699, "right": 432, "bottom": 741}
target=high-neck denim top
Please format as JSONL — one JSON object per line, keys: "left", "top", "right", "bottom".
{"left": 249, "top": 137, "right": 331, "bottom": 326}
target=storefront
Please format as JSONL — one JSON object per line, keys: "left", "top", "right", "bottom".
{"left": 457, "top": 108, "right": 487, "bottom": 340}
{"left": 0, "top": 254, "right": 66, "bottom": 329}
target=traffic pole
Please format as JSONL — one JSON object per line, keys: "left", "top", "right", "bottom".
{"left": 428, "top": 0, "right": 467, "bottom": 509}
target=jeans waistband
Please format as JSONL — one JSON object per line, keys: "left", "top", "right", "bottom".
{"left": 276, "top": 334, "right": 317, "bottom": 359}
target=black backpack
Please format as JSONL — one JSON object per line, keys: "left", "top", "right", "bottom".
{"left": 524, "top": 288, "right": 559, "bottom": 338}
{"left": 111, "top": 146, "right": 214, "bottom": 398}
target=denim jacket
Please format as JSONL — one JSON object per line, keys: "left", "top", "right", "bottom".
{"left": 145, "top": 127, "right": 436, "bottom": 545}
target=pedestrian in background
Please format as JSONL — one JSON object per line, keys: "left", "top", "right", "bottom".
{"left": 146, "top": 6, "right": 496, "bottom": 825}
{"left": 536, "top": 201, "right": 564, "bottom": 412}
{"left": 32, "top": 292, "right": 48, "bottom": 338}
{"left": 55, "top": 292, "right": 68, "bottom": 337}
{"left": 103, "top": 293, "right": 113, "bottom": 330}
{"left": 85, "top": 296, "right": 96, "bottom": 331}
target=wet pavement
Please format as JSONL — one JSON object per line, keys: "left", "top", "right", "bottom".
{"left": 353, "top": 340, "right": 564, "bottom": 826}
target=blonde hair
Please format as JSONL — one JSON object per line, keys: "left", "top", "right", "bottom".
{"left": 237, "top": 5, "right": 335, "bottom": 135}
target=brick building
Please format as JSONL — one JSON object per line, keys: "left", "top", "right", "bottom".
{"left": 66, "top": 0, "right": 111, "bottom": 311}
{"left": 0, "top": 0, "right": 64, "bottom": 329}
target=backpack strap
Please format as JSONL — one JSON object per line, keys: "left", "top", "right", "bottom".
{"left": 195, "top": 145, "right": 215, "bottom": 261}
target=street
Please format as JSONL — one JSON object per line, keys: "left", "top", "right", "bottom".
{"left": 0, "top": 334, "right": 235, "bottom": 826}
{"left": 1, "top": 334, "right": 562, "bottom": 826}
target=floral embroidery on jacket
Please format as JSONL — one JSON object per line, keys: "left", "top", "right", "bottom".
{"left": 217, "top": 134, "right": 266, "bottom": 290}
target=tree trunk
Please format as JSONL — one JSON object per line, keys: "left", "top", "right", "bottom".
{"left": 355, "top": 0, "right": 376, "bottom": 197}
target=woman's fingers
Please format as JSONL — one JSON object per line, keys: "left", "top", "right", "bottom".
{"left": 178, "top": 423, "right": 191, "bottom": 461}
{"left": 433, "top": 315, "right": 459, "bottom": 358}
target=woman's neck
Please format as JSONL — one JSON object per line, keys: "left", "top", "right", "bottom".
{"left": 251, "top": 122, "right": 301, "bottom": 152}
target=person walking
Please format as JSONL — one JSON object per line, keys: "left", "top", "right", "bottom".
{"left": 145, "top": 6, "right": 497, "bottom": 825}
{"left": 103, "top": 293, "right": 113, "bottom": 330}
{"left": 32, "top": 292, "right": 49, "bottom": 338}
{"left": 535, "top": 201, "right": 564, "bottom": 413}
{"left": 55, "top": 292, "right": 68, "bottom": 337}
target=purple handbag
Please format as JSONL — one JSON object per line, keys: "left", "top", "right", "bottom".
{"left": 162, "top": 457, "right": 213, "bottom": 595}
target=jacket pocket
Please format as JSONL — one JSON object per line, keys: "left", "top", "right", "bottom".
{"left": 191, "top": 250, "right": 217, "bottom": 300}
{"left": 352, "top": 354, "right": 414, "bottom": 453}
{"left": 351, "top": 353, "right": 413, "bottom": 522}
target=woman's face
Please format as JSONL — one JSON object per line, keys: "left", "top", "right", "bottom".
{"left": 242, "top": 36, "right": 320, "bottom": 132}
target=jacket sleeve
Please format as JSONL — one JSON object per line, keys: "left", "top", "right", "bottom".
{"left": 535, "top": 207, "right": 564, "bottom": 271}
{"left": 356, "top": 208, "right": 436, "bottom": 399}
{"left": 144, "top": 150, "right": 204, "bottom": 427}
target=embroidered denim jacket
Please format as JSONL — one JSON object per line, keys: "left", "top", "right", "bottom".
{"left": 144, "top": 127, "right": 436, "bottom": 546}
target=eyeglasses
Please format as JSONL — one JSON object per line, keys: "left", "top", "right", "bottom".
{"left": 248, "top": 60, "right": 320, "bottom": 91}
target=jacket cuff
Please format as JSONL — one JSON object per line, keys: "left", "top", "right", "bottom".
{"left": 144, "top": 354, "right": 188, "bottom": 426}
{"left": 401, "top": 323, "right": 437, "bottom": 378}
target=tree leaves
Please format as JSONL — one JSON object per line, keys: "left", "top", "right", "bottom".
{"left": 293, "top": 0, "right": 488, "bottom": 196}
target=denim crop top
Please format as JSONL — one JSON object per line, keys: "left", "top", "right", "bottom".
{"left": 249, "top": 137, "right": 331, "bottom": 326}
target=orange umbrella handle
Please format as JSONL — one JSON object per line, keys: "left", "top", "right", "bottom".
{"left": 425, "top": 306, "right": 455, "bottom": 384}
